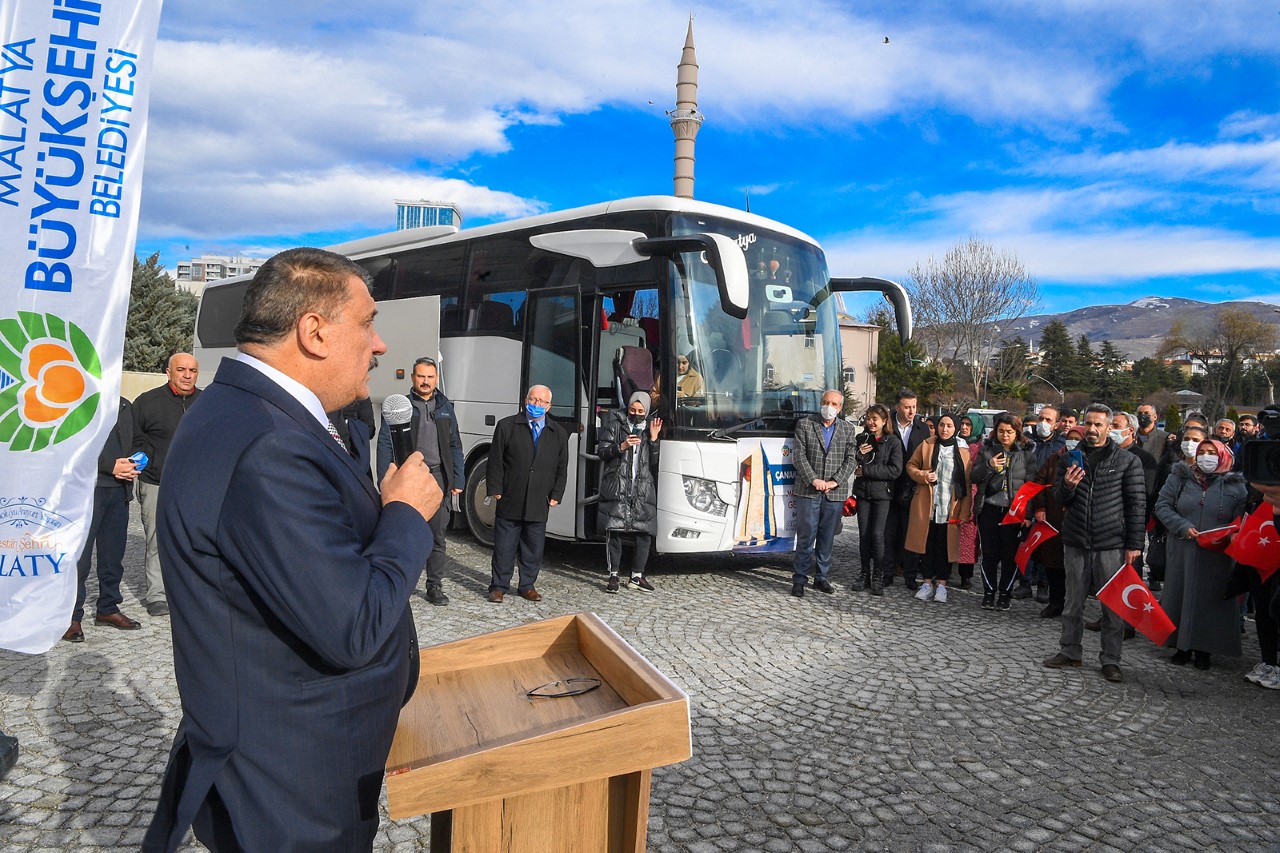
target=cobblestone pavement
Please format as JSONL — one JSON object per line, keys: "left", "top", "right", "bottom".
{"left": 2, "top": 508, "right": 1278, "bottom": 852}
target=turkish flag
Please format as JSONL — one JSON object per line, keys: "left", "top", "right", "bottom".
{"left": 1002, "top": 482, "right": 1049, "bottom": 525}
{"left": 1195, "top": 519, "right": 1241, "bottom": 553}
{"left": 1225, "top": 502, "right": 1280, "bottom": 583}
{"left": 1015, "top": 520, "right": 1058, "bottom": 575}
{"left": 1096, "top": 563, "right": 1175, "bottom": 645}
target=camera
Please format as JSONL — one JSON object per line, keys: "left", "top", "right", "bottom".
{"left": 1241, "top": 440, "right": 1280, "bottom": 486}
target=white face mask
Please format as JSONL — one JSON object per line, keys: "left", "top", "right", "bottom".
{"left": 1064, "top": 439, "right": 1080, "bottom": 451}
{"left": 1108, "top": 429, "right": 1125, "bottom": 445}
{"left": 1181, "top": 440, "right": 1199, "bottom": 458}
{"left": 1036, "top": 421, "right": 1053, "bottom": 438}
{"left": 1196, "top": 455, "right": 1218, "bottom": 473}
{"left": 820, "top": 405, "right": 840, "bottom": 422}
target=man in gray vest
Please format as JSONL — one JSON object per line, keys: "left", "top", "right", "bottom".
{"left": 377, "top": 357, "right": 464, "bottom": 605}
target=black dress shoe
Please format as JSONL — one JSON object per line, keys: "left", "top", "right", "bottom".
{"left": 1039, "top": 603, "right": 1063, "bottom": 618}
{"left": 813, "top": 578, "right": 834, "bottom": 594}
{"left": 424, "top": 584, "right": 450, "bottom": 606}
{"left": 1085, "top": 618, "right": 1101, "bottom": 632}
{"left": 1193, "top": 651, "right": 1212, "bottom": 671}
{"left": 0, "top": 732, "right": 17, "bottom": 782}
{"left": 790, "top": 583, "right": 805, "bottom": 598}
{"left": 1170, "top": 649, "right": 1191, "bottom": 665}
{"left": 1101, "top": 664, "right": 1124, "bottom": 683}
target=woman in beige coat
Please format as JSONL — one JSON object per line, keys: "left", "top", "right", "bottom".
{"left": 905, "top": 413, "right": 973, "bottom": 603}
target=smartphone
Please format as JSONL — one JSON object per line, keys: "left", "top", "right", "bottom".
{"left": 1068, "top": 449, "right": 1085, "bottom": 469}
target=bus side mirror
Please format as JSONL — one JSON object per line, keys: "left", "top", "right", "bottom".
{"left": 529, "top": 230, "right": 750, "bottom": 320}
{"left": 829, "top": 276, "right": 912, "bottom": 348}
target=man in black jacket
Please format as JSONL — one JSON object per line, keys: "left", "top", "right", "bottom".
{"left": 64, "top": 398, "right": 142, "bottom": 642}
{"left": 485, "top": 385, "right": 569, "bottom": 602}
{"left": 376, "top": 358, "right": 464, "bottom": 606}
{"left": 884, "top": 389, "right": 929, "bottom": 589}
{"left": 1044, "top": 403, "right": 1147, "bottom": 683}
{"left": 132, "top": 352, "right": 201, "bottom": 617}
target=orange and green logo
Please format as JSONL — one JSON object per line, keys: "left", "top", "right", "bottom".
{"left": 0, "top": 312, "right": 101, "bottom": 452}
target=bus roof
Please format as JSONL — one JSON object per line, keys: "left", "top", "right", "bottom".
{"left": 325, "top": 195, "right": 820, "bottom": 261}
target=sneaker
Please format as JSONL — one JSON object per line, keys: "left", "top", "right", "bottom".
{"left": 628, "top": 575, "right": 655, "bottom": 592}
{"left": 790, "top": 583, "right": 805, "bottom": 598}
{"left": 981, "top": 590, "right": 996, "bottom": 610}
{"left": 606, "top": 575, "right": 620, "bottom": 594}
{"left": 996, "top": 592, "right": 1012, "bottom": 611}
{"left": 1259, "top": 669, "right": 1280, "bottom": 690}
{"left": 1245, "top": 662, "right": 1277, "bottom": 684}
{"left": 914, "top": 582, "right": 935, "bottom": 601}
{"left": 933, "top": 585, "right": 948, "bottom": 603}
{"left": 1011, "top": 583, "right": 1033, "bottom": 600}
{"left": 812, "top": 578, "right": 834, "bottom": 594}
{"left": 425, "top": 583, "right": 450, "bottom": 607}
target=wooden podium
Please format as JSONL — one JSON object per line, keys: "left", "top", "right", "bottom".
{"left": 385, "top": 612, "right": 692, "bottom": 852}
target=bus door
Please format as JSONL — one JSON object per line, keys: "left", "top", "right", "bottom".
{"left": 582, "top": 287, "right": 661, "bottom": 536}
{"left": 522, "top": 288, "right": 584, "bottom": 540}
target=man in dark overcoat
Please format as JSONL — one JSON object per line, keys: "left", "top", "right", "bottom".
{"left": 486, "top": 384, "right": 569, "bottom": 602}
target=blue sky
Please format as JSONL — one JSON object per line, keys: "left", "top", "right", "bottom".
{"left": 137, "top": 1, "right": 1280, "bottom": 316}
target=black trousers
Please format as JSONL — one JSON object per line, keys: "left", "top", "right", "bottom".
{"left": 606, "top": 531, "right": 652, "bottom": 576}
{"left": 490, "top": 517, "right": 546, "bottom": 593}
{"left": 884, "top": 500, "right": 920, "bottom": 582}
{"left": 978, "top": 503, "right": 1021, "bottom": 594}
{"left": 856, "top": 498, "right": 890, "bottom": 578}
{"left": 74, "top": 485, "right": 128, "bottom": 622}
{"left": 424, "top": 467, "right": 448, "bottom": 587}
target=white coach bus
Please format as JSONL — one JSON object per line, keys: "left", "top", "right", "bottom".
{"left": 193, "top": 196, "right": 911, "bottom": 553}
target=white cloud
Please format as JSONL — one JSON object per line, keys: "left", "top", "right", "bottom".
{"left": 140, "top": 166, "right": 544, "bottom": 238}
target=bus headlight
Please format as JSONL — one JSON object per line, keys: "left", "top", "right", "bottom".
{"left": 682, "top": 476, "right": 730, "bottom": 517}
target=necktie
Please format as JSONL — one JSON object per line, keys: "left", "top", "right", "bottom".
{"left": 532, "top": 420, "right": 543, "bottom": 446}
{"left": 326, "top": 420, "right": 347, "bottom": 450}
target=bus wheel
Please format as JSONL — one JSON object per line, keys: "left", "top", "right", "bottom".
{"left": 464, "top": 453, "right": 497, "bottom": 548}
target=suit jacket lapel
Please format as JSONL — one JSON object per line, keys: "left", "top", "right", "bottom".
{"left": 215, "top": 359, "right": 381, "bottom": 504}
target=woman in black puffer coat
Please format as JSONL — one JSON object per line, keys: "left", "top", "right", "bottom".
{"left": 598, "top": 391, "right": 663, "bottom": 593}
{"left": 852, "top": 404, "right": 904, "bottom": 595}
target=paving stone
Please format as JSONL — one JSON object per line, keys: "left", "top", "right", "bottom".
{"left": 1, "top": 517, "right": 1277, "bottom": 851}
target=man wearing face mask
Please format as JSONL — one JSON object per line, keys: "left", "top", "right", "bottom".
{"left": 789, "top": 390, "right": 859, "bottom": 597}
{"left": 1134, "top": 403, "right": 1168, "bottom": 466}
{"left": 1031, "top": 405, "right": 1065, "bottom": 468}
{"left": 1043, "top": 403, "right": 1147, "bottom": 683}
{"left": 486, "top": 385, "right": 570, "bottom": 602}
{"left": 1112, "top": 412, "right": 1157, "bottom": 502}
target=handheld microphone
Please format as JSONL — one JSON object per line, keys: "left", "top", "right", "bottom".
{"left": 382, "top": 394, "right": 415, "bottom": 466}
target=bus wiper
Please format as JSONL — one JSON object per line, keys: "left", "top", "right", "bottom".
{"left": 710, "top": 409, "right": 817, "bottom": 440}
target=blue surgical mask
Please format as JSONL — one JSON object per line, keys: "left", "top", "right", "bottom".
{"left": 526, "top": 403, "right": 547, "bottom": 419}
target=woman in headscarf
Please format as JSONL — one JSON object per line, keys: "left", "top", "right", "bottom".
{"left": 851, "top": 404, "right": 904, "bottom": 596}
{"left": 597, "top": 391, "right": 664, "bottom": 593}
{"left": 905, "top": 413, "right": 972, "bottom": 604}
{"left": 970, "top": 412, "right": 1037, "bottom": 611}
{"left": 1154, "top": 438, "right": 1248, "bottom": 670}
{"left": 955, "top": 412, "right": 987, "bottom": 589}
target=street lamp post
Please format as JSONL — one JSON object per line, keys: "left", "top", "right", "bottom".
{"left": 1029, "top": 373, "right": 1065, "bottom": 405}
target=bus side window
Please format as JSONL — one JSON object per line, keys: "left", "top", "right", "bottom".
{"left": 393, "top": 243, "right": 467, "bottom": 301}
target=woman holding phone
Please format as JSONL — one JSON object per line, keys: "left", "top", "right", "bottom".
{"left": 851, "top": 404, "right": 904, "bottom": 595}
{"left": 970, "top": 413, "right": 1037, "bottom": 611}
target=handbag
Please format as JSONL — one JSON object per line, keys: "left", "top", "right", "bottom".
{"left": 1146, "top": 532, "right": 1167, "bottom": 569}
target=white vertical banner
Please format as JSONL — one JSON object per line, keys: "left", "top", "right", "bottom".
{"left": 0, "top": 0, "right": 164, "bottom": 653}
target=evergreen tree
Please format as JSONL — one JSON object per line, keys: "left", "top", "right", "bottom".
{"left": 1164, "top": 404, "right": 1182, "bottom": 433}
{"left": 124, "top": 253, "right": 198, "bottom": 372}
{"left": 1037, "top": 320, "right": 1076, "bottom": 393}
{"left": 1074, "top": 335, "right": 1097, "bottom": 391}
{"left": 1093, "top": 341, "right": 1132, "bottom": 407}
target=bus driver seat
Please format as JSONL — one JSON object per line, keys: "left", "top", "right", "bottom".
{"left": 614, "top": 345, "right": 655, "bottom": 408}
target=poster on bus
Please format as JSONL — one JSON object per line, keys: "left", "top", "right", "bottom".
{"left": 732, "top": 437, "right": 798, "bottom": 553}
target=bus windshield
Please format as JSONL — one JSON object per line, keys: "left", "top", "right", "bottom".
{"left": 667, "top": 214, "right": 840, "bottom": 433}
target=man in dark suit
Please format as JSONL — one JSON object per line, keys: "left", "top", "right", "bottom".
{"left": 63, "top": 398, "right": 141, "bottom": 642}
{"left": 376, "top": 357, "right": 465, "bottom": 606}
{"left": 143, "top": 248, "right": 441, "bottom": 853}
{"left": 486, "top": 384, "right": 569, "bottom": 602}
{"left": 789, "top": 390, "right": 859, "bottom": 597}
{"left": 884, "top": 388, "right": 929, "bottom": 588}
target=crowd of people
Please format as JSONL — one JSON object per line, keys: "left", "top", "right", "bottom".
{"left": 789, "top": 388, "right": 1280, "bottom": 689}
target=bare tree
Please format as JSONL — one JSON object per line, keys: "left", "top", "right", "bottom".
{"left": 905, "top": 237, "right": 1039, "bottom": 401}
{"left": 1158, "top": 306, "right": 1278, "bottom": 418}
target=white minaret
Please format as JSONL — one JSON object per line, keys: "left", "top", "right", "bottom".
{"left": 668, "top": 18, "right": 703, "bottom": 199}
